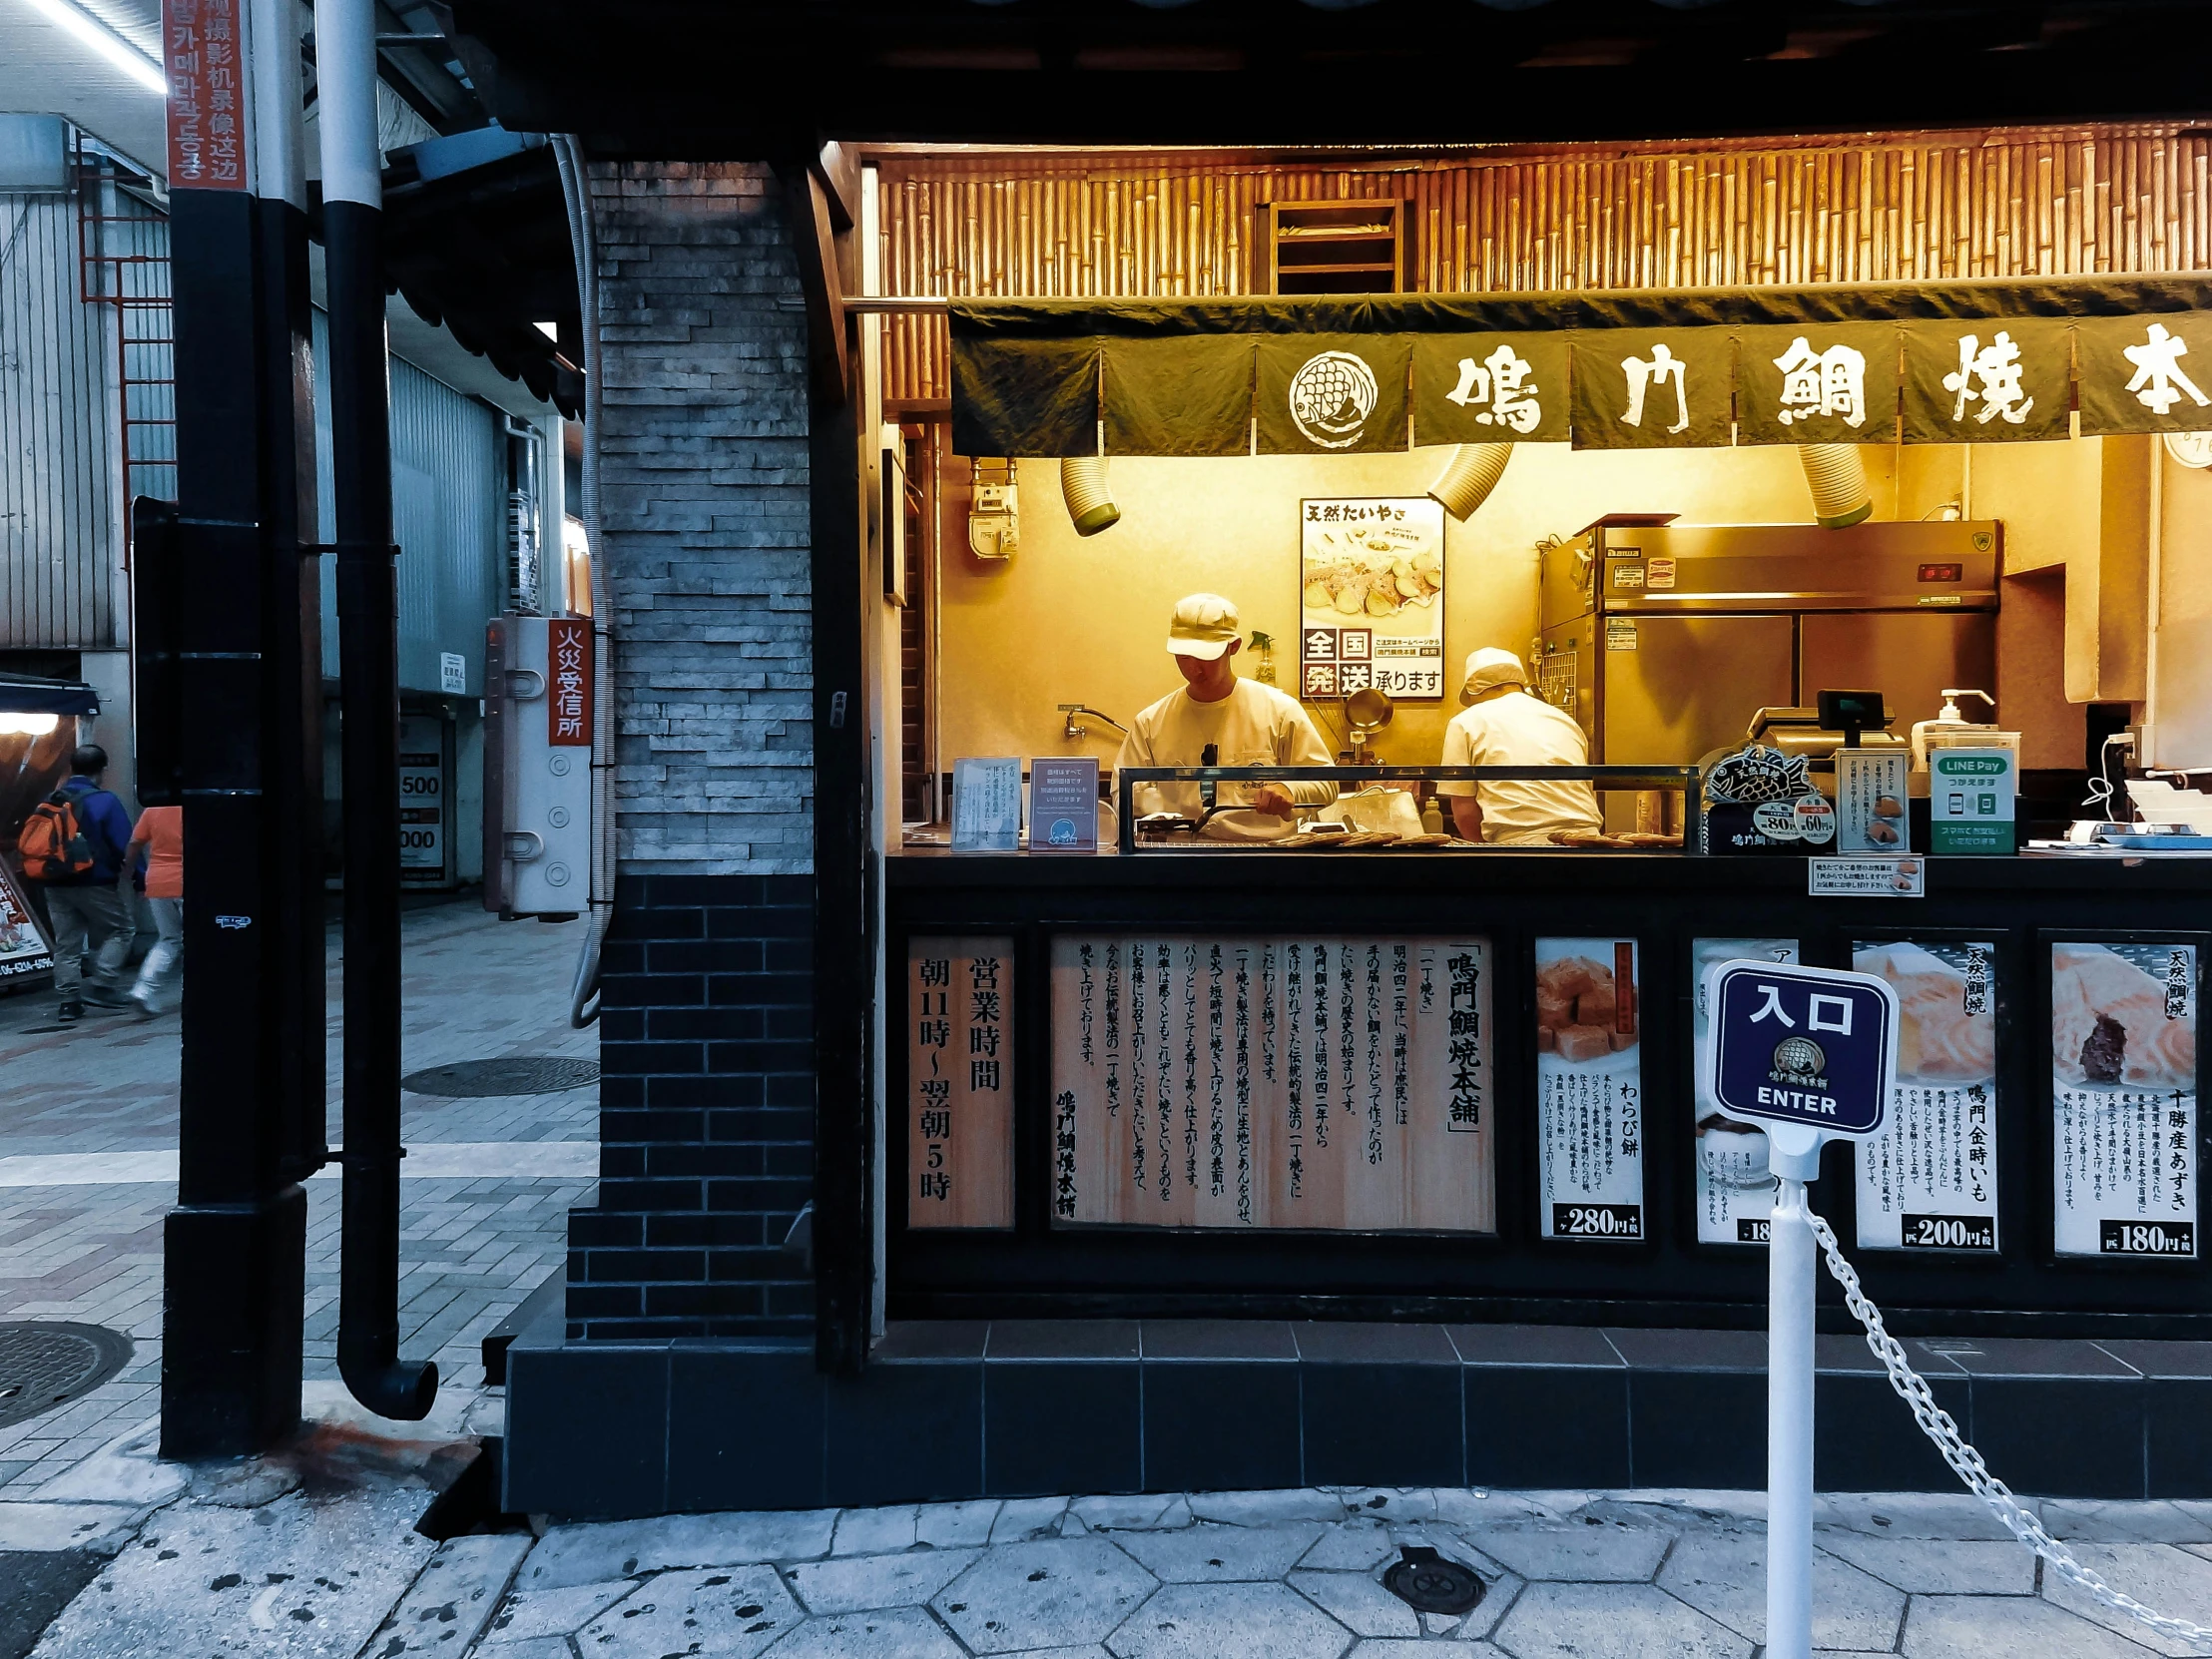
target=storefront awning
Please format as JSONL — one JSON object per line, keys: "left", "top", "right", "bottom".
{"left": 0, "top": 674, "right": 98, "bottom": 717}
{"left": 949, "top": 277, "right": 2212, "bottom": 459}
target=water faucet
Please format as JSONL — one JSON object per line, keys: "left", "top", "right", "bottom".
{"left": 1059, "top": 703, "right": 1129, "bottom": 740}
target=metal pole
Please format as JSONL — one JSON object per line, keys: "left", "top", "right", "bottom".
{"left": 1767, "top": 1173, "right": 1816, "bottom": 1659}
{"left": 161, "top": 0, "right": 313, "bottom": 1459}
{"left": 316, "top": 0, "right": 435, "bottom": 1419}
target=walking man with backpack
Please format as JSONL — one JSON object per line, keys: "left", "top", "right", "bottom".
{"left": 18, "top": 744, "right": 138, "bottom": 1021}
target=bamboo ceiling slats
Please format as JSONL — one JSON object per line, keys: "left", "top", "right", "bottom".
{"left": 876, "top": 130, "right": 2212, "bottom": 403}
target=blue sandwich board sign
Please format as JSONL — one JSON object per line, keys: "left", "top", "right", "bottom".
{"left": 1700, "top": 960, "right": 1900, "bottom": 1143}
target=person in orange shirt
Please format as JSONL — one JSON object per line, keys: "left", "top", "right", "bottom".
{"left": 128, "top": 805, "right": 182, "bottom": 1015}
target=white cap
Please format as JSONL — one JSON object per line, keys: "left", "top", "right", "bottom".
{"left": 1459, "top": 647, "right": 1528, "bottom": 703}
{"left": 1166, "top": 593, "right": 1242, "bottom": 661}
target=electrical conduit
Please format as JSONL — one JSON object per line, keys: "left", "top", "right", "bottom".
{"left": 315, "top": 0, "right": 435, "bottom": 1419}
{"left": 552, "top": 135, "right": 614, "bottom": 1027}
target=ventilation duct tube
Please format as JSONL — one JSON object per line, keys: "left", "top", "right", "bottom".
{"left": 1799, "top": 443, "right": 1874, "bottom": 529}
{"left": 1425, "top": 443, "right": 1514, "bottom": 522}
{"left": 1060, "top": 455, "right": 1121, "bottom": 536}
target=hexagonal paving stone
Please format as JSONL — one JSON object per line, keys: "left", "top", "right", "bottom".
{"left": 1460, "top": 1522, "right": 1674, "bottom": 1584}
{"left": 786, "top": 1547, "right": 983, "bottom": 1614}
{"left": 576, "top": 1565, "right": 803, "bottom": 1657}
{"left": 1114, "top": 1521, "right": 1325, "bottom": 1582}
{"left": 1815, "top": 1535, "right": 2035, "bottom": 1596}
{"left": 1815, "top": 1494, "right": 2024, "bottom": 1542}
{"left": 753, "top": 1607, "right": 966, "bottom": 1659}
{"left": 516, "top": 1511, "right": 835, "bottom": 1590}
{"left": 1354, "top": 1644, "right": 1507, "bottom": 1658}
{"left": 1189, "top": 1490, "right": 1350, "bottom": 1526}
{"left": 1287, "top": 1570, "right": 1421, "bottom": 1638}
{"left": 2042, "top": 1501, "right": 2212, "bottom": 1544}
{"left": 2039, "top": 1540, "right": 2212, "bottom": 1656}
{"left": 1902, "top": 1592, "right": 2161, "bottom": 1657}
{"left": 832, "top": 1506, "right": 918, "bottom": 1556}
{"left": 931, "top": 1537, "right": 1157, "bottom": 1654}
{"left": 1491, "top": 1581, "right": 1752, "bottom": 1659}
{"left": 480, "top": 1580, "right": 636, "bottom": 1645}
{"left": 1657, "top": 1530, "right": 1904, "bottom": 1652}
{"left": 1107, "top": 1580, "right": 1353, "bottom": 1659}
{"left": 1298, "top": 1522, "right": 1398, "bottom": 1573}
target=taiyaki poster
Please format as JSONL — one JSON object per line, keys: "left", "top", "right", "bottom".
{"left": 1691, "top": 938, "right": 1798, "bottom": 1246}
{"left": 1853, "top": 941, "right": 2000, "bottom": 1252}
{"left": 1298, "top": 497, "right": 1446, "bottom": 702}
{"left": 1535, "top": 938, "right": 1644, "bottom": 1241}
{"left": 2051, "top": 942, "right": 2199, "bottom": 1259}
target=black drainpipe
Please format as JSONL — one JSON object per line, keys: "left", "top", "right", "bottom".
{"left": 316, "top": 0, "right": 436, "bottom": 1420}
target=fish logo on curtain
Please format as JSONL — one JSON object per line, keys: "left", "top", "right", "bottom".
{"left": 1288, "top": 350, "right": 1380, "bottom": 448}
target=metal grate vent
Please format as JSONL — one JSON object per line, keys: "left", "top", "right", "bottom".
{"left": 0, "top": 1323, "right": 132, "bottom": 1430}
{"left": 399, "top": 1057, "right": 600, "bottom": 1098}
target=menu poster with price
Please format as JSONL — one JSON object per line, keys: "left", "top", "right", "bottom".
{"left": 907, "top": 936, "right": 1015, "bottom": 1229}
{"left": 1536, "top": 938, "right": 1645, "bottom": 1242}
{"left": 1691, "top": 938, "right": 1798, "bottom": 1246}
{"left": 1046, "top": 934, "right": 1496, "bottom": 1232}
{"left": 0, "top": 860, "right": 54, "bottom": 980}
{"left": 1853, "top": 941, "right": 2001, "bottom": 1252}
{"left": 2051, "top": 942, "right": 2199, "bottom": 1260}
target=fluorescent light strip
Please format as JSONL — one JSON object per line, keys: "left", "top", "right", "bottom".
{"left": 21, "top": 0, "right": 169, "bottom": 94}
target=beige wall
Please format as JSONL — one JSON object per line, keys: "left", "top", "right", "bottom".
{"left": 937, "top": 443, "right": 1902, "bottom": 772}
{"left": 2153, "top": 452, "right": 2212, "bottom": 771}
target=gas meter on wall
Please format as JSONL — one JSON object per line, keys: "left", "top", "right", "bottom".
{"left": 483, "top": 614, "right": 593, "bottom": 917}
{"left": 969, "top": 458, "right": 1019, "bottom": 560}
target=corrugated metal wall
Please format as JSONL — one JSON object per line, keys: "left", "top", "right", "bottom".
{"left": 313, "top": 309, "right": 505, "bottom": 697}
{"left": 0, "top": 191, "right": 120, "bottom": 647}
{"left": 879, "top": 125, "right": 2212, "bottom": 400}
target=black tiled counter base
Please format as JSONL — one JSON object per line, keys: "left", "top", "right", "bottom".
{"left": 503, "top": 1320, "right": 2212, "bottom": 1519}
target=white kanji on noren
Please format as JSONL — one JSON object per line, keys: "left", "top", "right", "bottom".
{"left": 1620, "top": 343, "right": 1689, "bottom": 434}
{"left": 1942, "top": 331, "right": 2035, "bottom": 425}
{"left": 1446, "top": 343, "right": 1543, "bottom": 433}
{"left": 1773, "top": 336, "right": 1868, "bottom": 427}
{"left": 2123, "top": 320, "right": 2212, "bottom": 416}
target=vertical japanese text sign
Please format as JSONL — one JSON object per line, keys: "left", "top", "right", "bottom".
{"left": 165, "top": 0, "right": 249, "bottom": 191}
{"left": 547, "top": 618, "right": 593, "bottom": 747}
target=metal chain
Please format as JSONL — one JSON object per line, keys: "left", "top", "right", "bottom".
{"left": 1802, "top": 1201, "right": 2212, "bottom": 1652}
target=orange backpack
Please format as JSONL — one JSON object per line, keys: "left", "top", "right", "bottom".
{"left": 17, "top": 785, "right": 99, "bottom": 881}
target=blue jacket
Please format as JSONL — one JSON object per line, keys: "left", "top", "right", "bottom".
{"left": 50, "top": 777, "right": 134, "bottom": 885}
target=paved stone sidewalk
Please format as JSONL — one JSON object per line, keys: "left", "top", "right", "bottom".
{"left": 0, "top": 897, "right": 597, "bottom": 1496}
{"left": 20, "top": 1472, "right": 2212, "bottom": 1659}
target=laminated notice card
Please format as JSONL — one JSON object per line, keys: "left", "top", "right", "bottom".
{"left": 1834, "top": 749, "right": 1911, "bottom": 853}
{"left": 1046, "top": 935, "right": 1495, "bottom": 1232}
{"left": 907, "top": 936, "right": 1014, "bottom": 1229}
{"left": 2051, "top": 941, "right": 2199, "bottom": 1259}
{"left": 1854, "top": 941, "right": 2000, "bottom": 1251}
{"left": 1536, "top": 938, "right": 1644, "bottom": 1241}
{"left": 1691, "top": 938, "right": 1797, "bottom": 1245}
{"left": 1028, "top": 758, "right": 1099, "bottom": 852}
{"left": 951, "top": 757, "right": 1022, "bottom": 851}
{"left": 1299, "top": 497, "right": 1446, "bottom": 701}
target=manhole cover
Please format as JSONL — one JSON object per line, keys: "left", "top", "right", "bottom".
{"left": 1383, "top": 1545, "right": 1486, "bottom": 1616}
{"left": 0, "top": 1323, "right": 132, "bottom": 1430}
{"left": 400, "top": 1057, "right": 600, "bottom": 1098}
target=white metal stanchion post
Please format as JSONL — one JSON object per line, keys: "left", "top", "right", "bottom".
{"left": 1766, "top": 1141, "right": 1821, "bottom": 1659}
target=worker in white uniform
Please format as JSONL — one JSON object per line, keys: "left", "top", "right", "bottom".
{"left": 1435, "top": 647, "right": 1602, "bottom": 845}
{"left": 1116, "top": 593, "right": 1337, "bottom": 841}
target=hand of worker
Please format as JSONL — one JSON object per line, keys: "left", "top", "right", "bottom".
{"left": 1253, "top": 783, "right": 1297, "bottom": 820}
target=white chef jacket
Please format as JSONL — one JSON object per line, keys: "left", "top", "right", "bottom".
{"left": 1436, "top": 689, "right": 1602, "bottom": 844}
{"left": 1115, "top": 678, "right": 1337, "bottom": 841}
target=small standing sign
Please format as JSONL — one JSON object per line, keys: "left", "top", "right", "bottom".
{"left": 1700, "top": 958, "right": 1900, "bottom": 1659}
{"left": 951, "top": 757, "right": 1023, "bottom": 852}
{"left": 1028, "top": 757, "right": 1100, "bottom": 852}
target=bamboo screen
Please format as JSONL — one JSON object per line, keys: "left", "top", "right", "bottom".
{"left": 876, "top": 130, "right": 2212, "bottom": 402}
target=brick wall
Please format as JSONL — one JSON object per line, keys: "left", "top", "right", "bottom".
{"left": 591, "top": 161, "right": 814, "bottom": 875}
{"left": 568, "top": 163, "right": 819, "bottom": 1341}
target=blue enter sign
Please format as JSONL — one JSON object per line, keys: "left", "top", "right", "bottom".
{"left": 1704, "top": 962, "right": 1900, "bottom": 1139}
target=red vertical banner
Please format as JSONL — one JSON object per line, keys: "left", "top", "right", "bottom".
{"left": 547, "top": 617, "right": 592, "bottom": 746}
{"left": 165, "top": 0, "right": 250, "bottom": 191}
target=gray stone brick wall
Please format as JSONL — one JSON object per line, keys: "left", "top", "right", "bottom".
{"left": 589, "top": 161, "right": 814, "bottom": 876}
